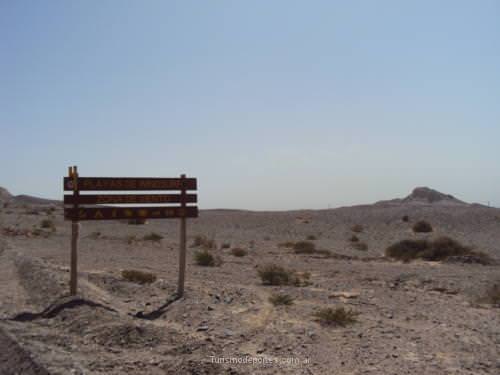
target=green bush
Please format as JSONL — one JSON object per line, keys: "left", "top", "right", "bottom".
{"left": 269, "top": 293, "right": 294, "bottom": 306}
{"left": 412, "top": 220, "right": 433, "bottom": 233}
{"left": 313, "top": 306, "right": 359, "bottom": 326}
{"left": 122, "top": 269, "right": 157, "bottom": 284}
{"left": 231, "top": 248, "right": 247, "bottom": 257}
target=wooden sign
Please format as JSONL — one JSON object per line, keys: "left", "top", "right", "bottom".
{"left": 64, "top": 206, "right": 198, "bottom": 221}
{"left": 64, "top": 193, "right": 197, "bottom": 205}
{"left": 63, "top": 177, "right": 197, "bottom": 191}
{"left": 63, "top": 166, "right": 197, "bottom": 298}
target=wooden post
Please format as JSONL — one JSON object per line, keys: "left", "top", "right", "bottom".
{"left": 70, "top": 166, "right": 79, "bottom": 295}
{"left": 177, "top": 174, "right": 187, "bottom": 297}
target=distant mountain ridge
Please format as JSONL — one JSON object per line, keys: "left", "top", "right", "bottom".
{"left": 0, "top": 187, "right": 58, "bottom": 205}
{"left": 376, "top": 187, "right": 467, "bottom": 206}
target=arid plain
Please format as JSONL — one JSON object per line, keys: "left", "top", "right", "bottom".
{"left": 0, "top": 186, "right": 499, "bottom": 375}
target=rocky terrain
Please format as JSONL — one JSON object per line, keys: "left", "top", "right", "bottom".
{"left": 0, "top": 186, "right": 499, "bottom": 374}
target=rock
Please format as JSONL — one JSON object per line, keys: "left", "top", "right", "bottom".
{"left": 196, "top": 326, "right": 209, "bottom": 332}
{"left": 328, "top": 291, "right": 360, "bottom": 299}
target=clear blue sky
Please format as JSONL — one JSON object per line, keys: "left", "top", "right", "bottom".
{"left": 1, "top": 1, "right": 499, "bottom": 210}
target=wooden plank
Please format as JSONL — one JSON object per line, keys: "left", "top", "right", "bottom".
{"left": 64, "top": 193, "right": 197, "bottom": 205}
{"left": 63, "top": 177, "right": 197, "bottom": 191}
{"left": 177, "top": 174, "right": 187, "bottom": 297}
{"left": 64, "top": 206, "right": 198, "bottom": 221}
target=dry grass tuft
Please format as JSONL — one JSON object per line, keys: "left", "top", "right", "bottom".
{"left": 143, "top": 232, "right": 163, "bottom": 242}
{"left": 194, "top": 250, "right": 221, "bottom": 266}
{"left": 313, "top": 306, "right": 359, "bottom": 326}
{"left": 40, "top": 219, "right": 56, "bottom": 231}
{"left": 269, "top": 293, "right": 294, "bottom": 306}
{"left": 121, "top": 269, "right": 157, "bottom": 284}
{"left": 192, "top": 235, "right": 216, "bottom": 249}
{"left": 293, "top": 241, "right": 316, "bottom": 254}
{"left": 353, "top": 242, "right": 368, "bottom": 251}
{"left": 258, "top": 264, "right": 310, "bottom": 286}
{"left": 278, "top": 241, "right": 295, "bottom": 248}
{"left": 231, "top": 248, "right": 248, "bottom": 257}
{"left": 351, "top": 224, "right": 364, "bottom": 233}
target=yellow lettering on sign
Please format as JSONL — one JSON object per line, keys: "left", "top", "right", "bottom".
{"left": 138, "top": 209, "right": 148, "bottom": 217}
{"left": 78, "top": 209, "right": 87, "bottom": 219}
{"left": 124, "top": 209, "right": 133, "bottom": 217}
{"left": 94, "top": 210, "right": 104, "bottom": 219}
{"left": 152, "top": 210, "right": 161, "bottom": 217}
{"left": 111, "top": 209, "right": 117, "bottom": 218}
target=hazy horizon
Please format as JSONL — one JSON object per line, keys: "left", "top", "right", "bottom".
{"left": 1, "top": 1, "right": 499, "bottom": 210}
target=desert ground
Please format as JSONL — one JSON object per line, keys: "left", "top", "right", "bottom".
{"left": 0, "top": 186, "right": 499, "bottom": 375}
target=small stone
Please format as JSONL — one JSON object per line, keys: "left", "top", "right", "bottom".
{"left": 197, "top": 326, "right": 209, "bottom": 332}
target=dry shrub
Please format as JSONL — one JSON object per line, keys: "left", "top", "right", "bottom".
{"left": 314, "top": 249, "right": 332, "bottom": 256}
{"left": 258, "top": 264, "right": 294, "bottom": 285}
{"left": 194, "top": 250, "right": 221, "bottom": 266}
{"left": 353, "top": 242, "right": 368, "bottom": 251}
{"left": 231, "top": 248, "right": 247, "bottom": 257}
{"left": 122, "top": 269, "right": 157, "bottom": 284}
{"left": 40, "top": 219, "right": 55, "bottom": 231}
{"left": 349, "top": 235, "right": 359, "bottom": 243}
{"left": 143, "top": 232, "right": 163, "bottom": 242}
{"left": 313, "top": 306, "right": 359, "bottom": 326}
{"left": 386, "top": 237, "right": 494, "bottom": 264}
{"left": 192, "top": 235, "right": 216, "bottom": 249}
{"left": 278, "top": 241, "right": 295, "bottom": 248}
{"left": 127, "top": 235, "right": 138, "bottom": 244}
{"left": 269, "top": 293, "right": 294, "bottom": 306}
{"left": 351, "top": 224, "right": 364, "bottom": 233}
{"left": 482, "top": 283, "right": 500, "bottom": 306}
{"left": 221, "top": 242, "right": 231, "bottom": 249}
{"left": 402, "top": 215, "right": 409, "bottom": 222}
{"left": 258, "top": 264, "right": 310, "bottom": 286}
{"left": 293, "top": 241, "right": 316, "bottom": 254}
{"left": 306, "top": 235, "right": 317, "bottom": 240}
{"left": 412, "top": 220, "right": 433, "bottom": 233}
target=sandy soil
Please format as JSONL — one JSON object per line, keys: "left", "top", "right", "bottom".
{"left": 0, "top": 189, "right": 499, "bottom": 374}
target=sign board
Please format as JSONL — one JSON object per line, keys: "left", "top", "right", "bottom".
{"left": 63, "top": 194, "right": 197, "bottom": 205}
{"left": 63, "top": 177, "right": 197, "bottom": 191}
{"left": 64, "top": 206, "right": 198, "bottom": 221}
{"left": 63, "top": 166, "right": 197, "bottom": 298}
